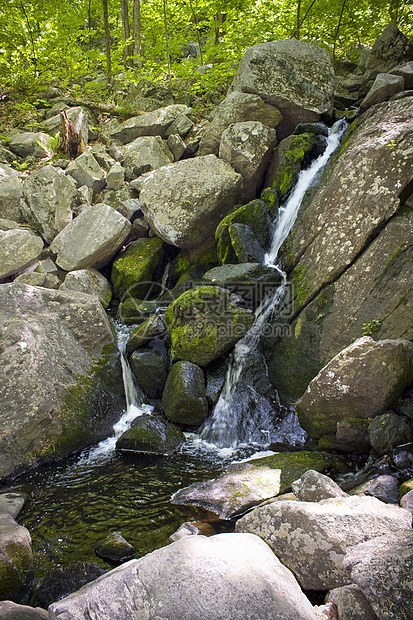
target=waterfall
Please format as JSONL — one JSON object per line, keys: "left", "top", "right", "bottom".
{"left": 81, "top": 323, "right": 153, "bottom": 461}
{"left": 201, "top": 120, "right": 347, "bottom": 449}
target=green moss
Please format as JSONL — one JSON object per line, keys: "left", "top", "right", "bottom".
{"left": 247, "top": 450, "right": 332, "bottom": 491}
{"left": 111, "top": 237, "right": 165, "bottom": 300}
{"left": 0, "top": 541, "right": 33, "bottom": 602}
{"left": 165, "top": 286, "right": 254, "bottom": 366}
{"left": 215, "top": 200, "right": 272, "bottom": 265}
{"left": 269, "top": 134, "right": 317, "bottom": 199}
{"left": 400, "top": 478, "right": 413, "bottom": 499}
{"left": 37, "top": 344, "right": 123, "bottom": 460}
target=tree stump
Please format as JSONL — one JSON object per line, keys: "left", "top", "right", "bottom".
{"left": 58, "top": 111, "right": 86, "bottom": 159}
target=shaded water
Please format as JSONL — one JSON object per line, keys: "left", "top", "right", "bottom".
{"left": 17, "top": 446, "right": 225, "bottom": 583}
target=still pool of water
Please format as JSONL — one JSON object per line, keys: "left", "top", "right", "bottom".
{"left": 14, "top": 442, "right": 227, "bottom": 585}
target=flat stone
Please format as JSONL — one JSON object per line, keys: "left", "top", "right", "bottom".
{"left": 110, "top": 105, "right": 192, "bottom": 144}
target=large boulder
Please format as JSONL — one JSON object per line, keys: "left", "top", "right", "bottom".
{"left": 295, "top": 337, "right": 413, "bottom": 440}
{"left": 343, "top": 530, "right": 413, "bottom": 620}
{"left": 228, "top": 40, "right": 335, "bottom": 139}
{"left": 236, "top": 495, "right": 412, "bottom": 590}
{"left": 0, "top": 164, "right": 22, "bottom": 222}
{"left": 48, "top": 533, "right": 317, "bottom": 620}
{"left": 122, "top": 135, "right": 173, "bottom": 181}
{"left": 116, "top": 413, "right": 185, "bottom": 456}
{"left": 138, "top": 155, "right": 244, "bottom": 249}
{"left": 22, "top": 165, "right": 79, "bottom": 244}
{"left": 0, "top": 602, "right": 47, "bottom": 619}
{"left": 364, "top": 23, "right": 413, "bottom": 77}
{"left": 164, "top": 286, "right": 255, "bottom": 366}
{"left": 0, "top": 283, "right": 124, "bottom": 479}
{"left": 59, "top": 268, "right": 113, "bottom": 309}
{"left": 0, "top": 229, "right": 43, "bottom": 279}
{"left": 219, "top": 121, "right": 277, "bottom": 202}
{"left": 269, "top": 98, "right": 413, "bottom": 403}
{"left": 50, "top": 203, "right": 131, "bottom": 271}
{"left": 162, "top": 361, "right": 208, "bottom": 427}
{"left": 198, "top": 92, "right": 282, "bottom": 156}
{"left": 0, "top": 514, "right": 33, "bottom": 603}
{"left": 9, "top": 132, "right": 51, "bottom": 159}
{"left": 110, "top": 105, "right": 192, "bottom": 144}
{"left": 171, "top": 461, "right": 281, "bottom": 519}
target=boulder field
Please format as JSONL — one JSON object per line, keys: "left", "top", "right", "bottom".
{"left": 0, "top": 24, "right": 412, "bottom": 620}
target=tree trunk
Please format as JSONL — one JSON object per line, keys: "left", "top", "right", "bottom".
{"left": 296, "top": 0, "right": 301, "bottom": 39}
{"left": 214, "top": 12, "right": 227, "bottom": 46}
{"left": 132, "top": 0, "right": 142, "bottom": 66}
{"left": 163, "top": 0, "right": 171, "bottom": 80}
{"left": 102, "top": 0, "right": 112, "bottom": 86}
{"left": 121, "top": 0, "right": 131, "bottom": 66}
{"left": 58, "top": 111, "right": 85, "bottom": 159}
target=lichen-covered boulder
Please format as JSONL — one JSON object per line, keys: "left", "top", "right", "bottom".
{"left": 236, "top": 495, "right": 412, "bottom": 590}
{"left": 198, "top": 92, "right": 282, "bottom": 156}
{"left": 165, "top": 286, "right": 255, "bottom": 366}
{"left": 172, "top": 461, "right": 281, "bottom": 519}
{"left": 116, "top": 413, "right": 185, "bottom": 456}
{"left": 162, "top": 361, "right": 208, "bottom": 427}
{"left": 138, "top": 155, "right": 244, "bottom": 249}
{"left": 219, "top": 121, "right": 277, "bottom": 202}
{"left": 0, "top": 229, "right": 44, "bottom": 278}
{"left": 110, "top": 105, "right": 192, "bottom": 144}
{"left": 59, "top": 268, "right": 113, "bottom": 308}
{"left": 22, "top": 165, "right": 79, "bottom": 243}
{"left": 291, "top": 470, "right": 348, "bottom": 502}
{"left": 0, "top": 514, "right": 33, "bottom": 603}
{"left": 343, "top": 530, "right": 413, "bottom": 620}
{"left": 50, "top": 203, "right": 131, "bottom": 271}
{"left": 215, "top": 199, "right": 273, "bottom": 264}
{"left": 326, "top": 584, "right": 377, "bottom": 620}
{"left": 111, "top": 237, "right": 165, "bottom": 301}
{"left": 295, "top": 337, "right": 413, "bottom": 440}
{"left": 228, "top": 40, "right": 335, "bottom": 139}
{"left": 48, "top": 533, "right": 317, "bottom": 620}
{"left": 0, "top": 164, "right": 22, "bottom": 222}
{"left": 0, "top": 283, "right": 124, "bottom": 479}
{"left": 9, "top": 132, "right": 51, "bottom": 159}
{"left": 122, "top": 135, "right": 173, "bottom": 181}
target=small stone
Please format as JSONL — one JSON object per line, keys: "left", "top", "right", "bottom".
{"left": 94, "top": 532, "right": 137, "bottom": 563}
{"left": 106, "top": 162, "right": 124, "bottom": 190}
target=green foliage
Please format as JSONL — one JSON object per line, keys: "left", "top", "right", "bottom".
{"left": 362, "top": 319, "right": 381, "bottom": 337}
{"left": 0, "top": 0, "right": 412, "bottom": 97}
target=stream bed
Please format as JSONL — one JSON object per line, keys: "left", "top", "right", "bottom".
{"left": 15, "top": 443, "right": 226, "bottom": 584}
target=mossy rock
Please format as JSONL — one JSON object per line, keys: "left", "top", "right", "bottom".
{"left": 162, "top": 361, "right": 208, "bottom": 427}
{"left": 117, "top": 299, "right": 162, "bottom": 326}
{"left": 166, "top": 237, "right": 219, "bottom": 288}
{"left": 93, "top": 532, "right": 137, "bottom": 564}
{"left": 116, "top": 413, "right": 185, "bottom": 456}
{"left": 266, "top": 132, "right": 320, "bottom": 200}
{"left": 165, "top": 286, "right": 255, "bottom": 366}
{"left": 126, "top": 314, "right": 166, "bottom": 354}
{"left": 111, "top": 237, "right": 165, "bottom": 301}
{"left": 248, "top": 450, "right": 334, "bottom": 491}
{"left": 400, "top": 478, "right": 413, "bottom": 499}
{"left": 215, "top": 200, "right": 272, "bottom": 265}
{"left": 0, "top": 515, "right": 33, "bottom": 603}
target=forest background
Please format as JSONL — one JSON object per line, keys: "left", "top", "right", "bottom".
{"left": 0, "top": 0, "right": 412, "bottom": 113}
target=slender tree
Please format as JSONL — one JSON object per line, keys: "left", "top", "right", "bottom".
{"left": 132, "top": 0, "right": 142, "bottom": 66}
{"left": 102, "top": 0, "right": 112, "bottom": 85}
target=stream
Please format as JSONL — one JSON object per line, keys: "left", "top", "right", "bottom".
{"left": 14, "top": 120, "right": 347, "bottom": 587}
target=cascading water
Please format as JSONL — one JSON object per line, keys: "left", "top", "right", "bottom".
{"left": 80, "top": 323, "right": 153, "bottom": 460}
{"left": 201, "top": 119, "right": 347, "bottom": 449}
